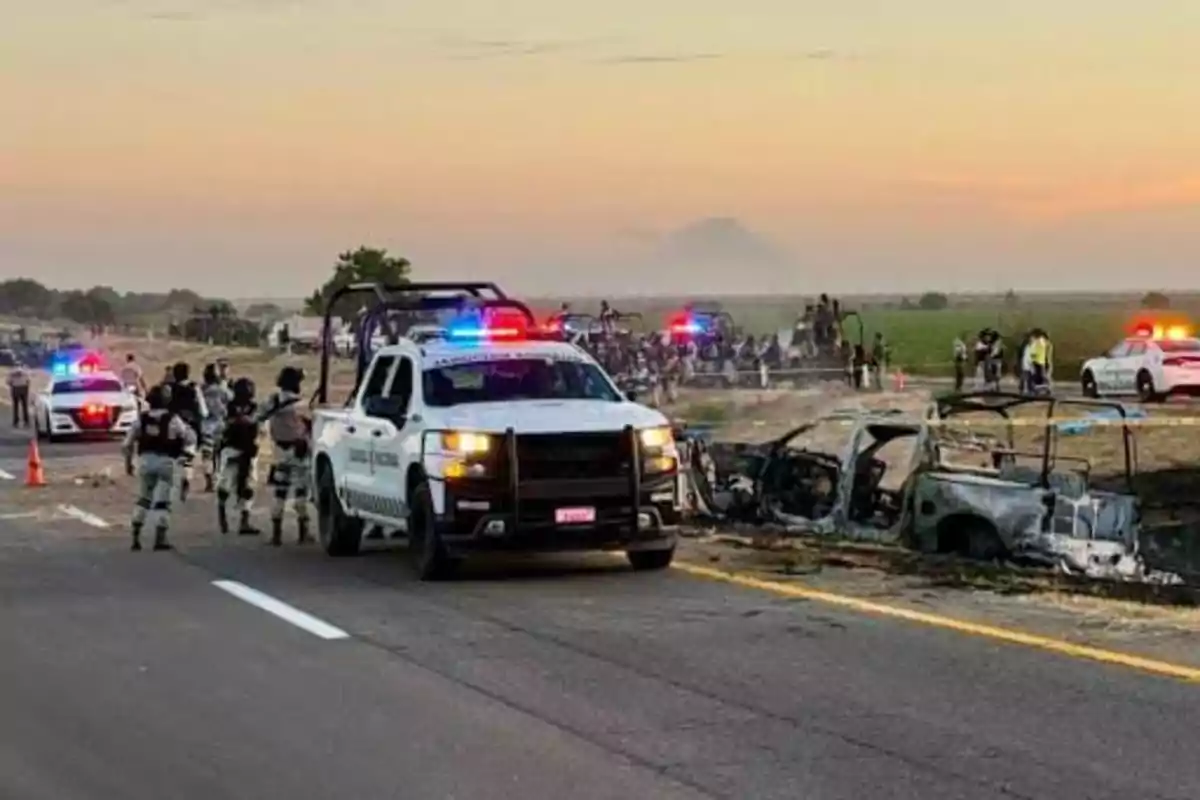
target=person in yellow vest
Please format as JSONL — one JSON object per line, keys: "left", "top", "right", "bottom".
{"left": 1028, "top": 328, "right": 1050, "bottom": 393}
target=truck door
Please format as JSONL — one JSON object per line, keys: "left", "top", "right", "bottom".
{"left": 371, "top": 355, "right": 416, "bottom": 519}
{"left": 346, "top": 354, "right": 396, "bottom": 515}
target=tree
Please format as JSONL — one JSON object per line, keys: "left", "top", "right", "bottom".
{"left": 59, "top": 289, "right": 115, "bottom": 325}
{"left": 0, "top": 278, "right": 55, "bottom": 317}
{"left": 1141, "top": 291, "right": 1170, "bottom": 309}
{"left": 917, "top": 291, "right": 949, "bottom": 311}
{"left": 244, "top": 302, "right": 283, "bottom": 320}
{"left": 304, "top": 246, "right": 412, "bottom": 320}
{"left": 1003, "top": 289, "right": 1019, "bottom": 307}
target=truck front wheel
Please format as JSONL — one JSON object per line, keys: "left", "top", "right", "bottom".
{"left": 407, "top": 482, "right": 460, "bottom": 581}
{"left": 316, "top": 465, "right": 363, "bottom": 557}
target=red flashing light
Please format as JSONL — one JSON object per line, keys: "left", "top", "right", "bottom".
{"left": 667, "top": 311, "right": 705, "bottom": 336}
{"left": 447, "top": 308, "right": 530, "bottom": 341}
{"left": 81, "top": 402, "right": 106, "bottom": 418}
{"left": 1131, "top": 321, "right": 1192, "bottom": 340}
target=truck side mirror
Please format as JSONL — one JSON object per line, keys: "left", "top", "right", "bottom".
{"left": 362, "top": 395, "right": 406, "bottom": 423}
{"left": 625, "top": 390, "right": 638, "bottom": 402}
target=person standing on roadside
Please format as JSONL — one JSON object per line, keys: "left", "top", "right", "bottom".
{"left": 7, "top": 366, "right": 30, "bottom": 427}
{"left": 952, "top": 334, "right": 968, "bottom": 392}
{"left": 120, "top": 354, "right": 147, "bottom": 405}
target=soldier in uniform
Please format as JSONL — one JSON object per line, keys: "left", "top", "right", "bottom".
{"left": 122, "top": 384, "right": 196, "bottom": 551}
{"left": 200, "top": 363, "right": 233, "bottom": 493}
{"left": 166, "top": 362, "right": 208, "bottom": 501}
{"left": 256, "top": 366, "right": 311, "bottom": 546}
{"left": 217, "top": 377, "right": 261, "bottom": 536}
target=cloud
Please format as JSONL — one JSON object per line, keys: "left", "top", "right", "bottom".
{"left": 142, "top": 9, "right": 203, "bottom": 22}
{"left": 596, "top": 52, "right": 723, "bottom": 65}
{"left": 434, "top": 35, "right": 617, "bottom": 61}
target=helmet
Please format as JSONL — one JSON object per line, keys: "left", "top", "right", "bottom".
{"left": 202, "top": 363, "right": 218, "bottom": 384}
{"left": 277, "top": 365, "right": 304, "bottom": 393}
{"left": 232, "top": 377, "right": 255, "bottom": 399}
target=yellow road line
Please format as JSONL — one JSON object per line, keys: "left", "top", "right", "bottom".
{"left": 673, "top": 561, "right": 1200, "bottom": 683}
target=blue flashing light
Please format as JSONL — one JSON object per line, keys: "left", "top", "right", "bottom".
{"left": 669, "top": 313, "right": 708, "bottom": 336}
{"left": 444, "top": 310, "right": 527, "bottom": 341}
{"left": 49, "top": 350, "right": 103, "bottom": 376}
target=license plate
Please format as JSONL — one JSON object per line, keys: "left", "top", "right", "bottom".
{"left": 555, "top": 506, "right": 596, "bottom": 524}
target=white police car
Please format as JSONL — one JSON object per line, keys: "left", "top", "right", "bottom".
{"left": 33, "top": 354, "right": 139, "bottom": 441}
{"left": 311, "top": 305, "right": 682, "bottom": 580}
{"left": 1079, "top": 323, "right": 1200, "bottom": 401}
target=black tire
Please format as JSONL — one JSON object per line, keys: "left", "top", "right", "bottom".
{"left": 407, "top": 481, "right": 459, "bottom": 581}
{"left": 1136, "top": 370, "right": 1161, "bottom": 403}
{"left": 316, "top": 464, "right": 363, "bottom": 557}
{"left": 627, "top": 546, "right": 675, "bottom": 571}
{"left": 1080, "top": 370, "right": 1098, "bottom": 398}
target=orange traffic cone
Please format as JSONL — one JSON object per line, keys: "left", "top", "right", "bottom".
{"left": 26, "top": 439, "right": 46, "bottom": 487}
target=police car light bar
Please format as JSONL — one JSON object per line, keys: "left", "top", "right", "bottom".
{"left": 50, "top": 351, "right": 103, "bottom": 376}
{"left": 667, "top": 311, "right": 707, "bottom": 335}
{"left": 445, "top": 308, "right": 530, "bottom": 341}
{"left": 1132, "top": 321, "right": 1191, "bottom": 340}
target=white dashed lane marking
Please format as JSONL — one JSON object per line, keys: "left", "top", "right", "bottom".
{"left": 212, "top": 580, "right": 350, "bottom": 641}
{"left": 56, "top": 505, "right": 111, "bottom": 528}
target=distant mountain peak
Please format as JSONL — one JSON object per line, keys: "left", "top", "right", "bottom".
{"left": 658, "top": 216, "right": 791, "bottom": 267}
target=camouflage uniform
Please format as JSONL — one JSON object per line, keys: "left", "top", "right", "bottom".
{"left": 217, "top": 378, "right": 261, "bottom": 536}
{"left": 122, "top": 386, "right": 197, "bottom": 551}
{"left": 201, "top": 365, "right": 233, "bottom": 493}
{"left": 256, "top": 367, "right": 311, "bottom": 546}
{"left": 165, "top": 363, "right": 208, "bottom": 502}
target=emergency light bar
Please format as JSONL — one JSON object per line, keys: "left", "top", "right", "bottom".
{"left": 667, "top": 311, "right": 708, "bottom": 336}
{"left": 445, "top": 307, "right": 530, "bottom": 341}
{"left": 50, "top": 351, "right": 103, "bottom": 376}
{"left": 1132, "top": 321, "right": 1191, "bottom": 340}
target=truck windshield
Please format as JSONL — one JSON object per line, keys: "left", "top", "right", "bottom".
{"left": 423, "top": 358, "right": 622, "bottom": 407}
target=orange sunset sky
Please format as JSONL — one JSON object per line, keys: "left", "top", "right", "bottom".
{"left": 3, "top": 1, "right": 1199, "bottom": 296}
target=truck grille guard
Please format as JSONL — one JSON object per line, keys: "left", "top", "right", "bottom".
{"left": 501, "top": 425, "right": 641, "bottom": 533}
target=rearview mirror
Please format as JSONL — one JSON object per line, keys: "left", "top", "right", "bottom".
{"left": 625, "top": 390, "right": 638, "bottom": 402}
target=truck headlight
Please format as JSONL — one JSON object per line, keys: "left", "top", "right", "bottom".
{"left": 639, "top": 426, "right": 673, "bottom": 449}
{"left": 438, "top": 431, "right": 491, "bottom": 454}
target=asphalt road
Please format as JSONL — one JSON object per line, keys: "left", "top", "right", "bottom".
{"left": 3, "top": 470, "right": 1200, "bottom": 800}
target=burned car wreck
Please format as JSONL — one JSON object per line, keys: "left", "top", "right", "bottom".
{"left": 680, "top": 392, "right": 1150, "bottom": 579}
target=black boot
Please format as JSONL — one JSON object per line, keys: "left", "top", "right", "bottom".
{"left": 238, "top": 511, "right": 260, "bottom": 536}
{"left": 297, "top": 518, "right": 310, "bottom": 544}
{"left": 131, "top": 522, "right": 142, "bottom": 552}
{"left": 180, "top": 478, "right": 190, "bottom": 503}
{"left": 153, "top": 527, "right": 172, "bottom": 551}
{"left": 270, "top": 518, "right": 282, "bottom": 547}
{"left": 217, "top": 501, "right": 229, "bottom": 534}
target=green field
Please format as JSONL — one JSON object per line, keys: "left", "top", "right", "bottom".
{"left": 544, "top": 295, "right": 1200, "bottom": 379}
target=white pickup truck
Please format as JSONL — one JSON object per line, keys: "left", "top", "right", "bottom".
{"left": 310, "top": 329, "right": 682, "bottom": 580}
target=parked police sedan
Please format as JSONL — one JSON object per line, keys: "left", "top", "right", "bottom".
{"left": 33, "top": 371, "right": 139, "bottom": 442}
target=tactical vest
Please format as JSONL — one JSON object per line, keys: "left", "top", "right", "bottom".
{"left": 223, "top": 401, "right": 260, "bottom": 453}
{"left": 169, "top": 381, "right": 202, "bottom": 429}
{"left": 137, "top": 410, "right": 182, "bottom": 457}
{"left": 263, "top": 391, "right": 307, "bottom": 444}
